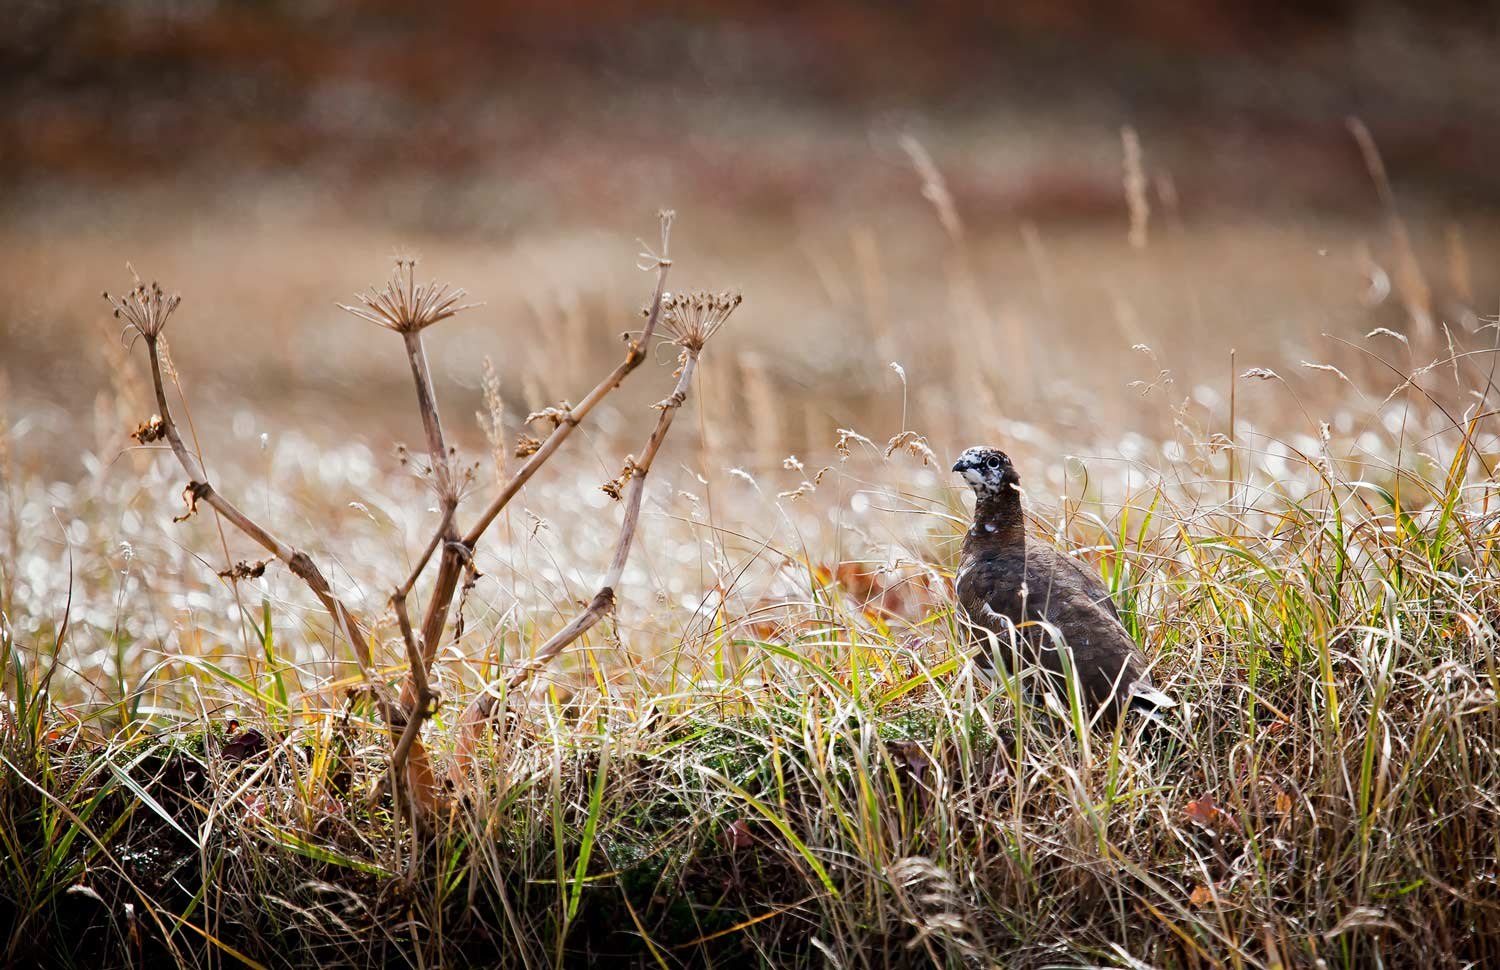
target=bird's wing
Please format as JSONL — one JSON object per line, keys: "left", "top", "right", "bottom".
{"left": 1021, "top": 580, "right": 1159, "bottom": 713}
{"left": 1049, "top": 548, "right": 1123, "bottom": 622}
{"left": 956, "top": 555, "right": 1019, "bottom": 630}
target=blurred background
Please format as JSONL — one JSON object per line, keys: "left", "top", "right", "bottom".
{"left": 4, "top": 0, "right": 1500, "bottom": 477}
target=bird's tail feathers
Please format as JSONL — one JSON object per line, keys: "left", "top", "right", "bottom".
{"left": 1127, "top": 684, "right": 1177, "bottom": 726}
{"left": 1129, "top": 683, "right": 1176, "bottom": 710}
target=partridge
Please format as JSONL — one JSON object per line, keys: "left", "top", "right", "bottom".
{"left": 952, "top": 446, "right": 1174, "bottom": 725}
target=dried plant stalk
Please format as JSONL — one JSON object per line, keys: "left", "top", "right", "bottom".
{"left": 376, "top": 213, "right": 675, "bottom": 802}
{"left": 338, "top": 258, "right": 479, "bottom": 810}
{"left": 114, "top": 212, "right": 684, "bottom": 819}
{"left": 114, "top": 311, "right": 440, "bottom": 806}
{"left": 339, "top": 257, "right": 480, "bottom": 807}
{"left": 384, "top": 328, "right": 462, "bottom": 801}
{"left": 396, "top": 213, "right": 676, "bottom": 719}
{"left": 454, "top": 286, "right": 739, "bottom": 768}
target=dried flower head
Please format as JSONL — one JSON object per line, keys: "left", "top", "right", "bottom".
{"left": 338, "top": 258, "right": 477, "bottom": 333}
{"left": 104, "top": 265, "right": 180, "bottom": 344}
{"left": 655, "top": 290, "right": 741, "bottom": 351}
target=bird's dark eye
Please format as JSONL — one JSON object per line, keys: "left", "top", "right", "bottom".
{"left": 985, "top": 456, "right": 1001, "bottom": 470}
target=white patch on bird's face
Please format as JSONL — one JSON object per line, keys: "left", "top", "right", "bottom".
{"left": 955, "top": 446, "right": 988, "bottom": 471}
{"left": 953, "top": 446, "right": 1016, "bottom": 499}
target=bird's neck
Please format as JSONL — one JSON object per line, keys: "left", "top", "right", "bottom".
{"left": 969, "top": 486, "right": 1026, "bottom": 551}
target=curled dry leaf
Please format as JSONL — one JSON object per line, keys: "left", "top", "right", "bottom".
{"left": 526, "top": 404, "right": 573, "bottom": 429}
{"left": 600, "top": 456, "right": 639, "bottom": 501}
{"left": 726, "top": 817, "right": 755, "bottom": 851}
{"left": 217, "top": 559, "right": 269, "bottom": 581}
{"left": 1184, "top": 793, "right": 1240, "bottom": 832}
{"left": 172, "top": 481, "right": 210, "bottom": 523}
{"left": 130, "top": 414, "right": 166, "bottom": 444}
{"left": 222, "top": 727, "right": 267, "bottom": 763}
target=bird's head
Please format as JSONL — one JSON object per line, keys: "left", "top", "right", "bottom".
{"left": 952, "top": 446, "right": 1020, "bottom": 497}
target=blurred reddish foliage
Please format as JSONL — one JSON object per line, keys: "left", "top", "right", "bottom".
{"left": 5, "top": 1, "right": 1499, "bottom": 210}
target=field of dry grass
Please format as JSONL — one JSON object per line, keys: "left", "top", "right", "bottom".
{"left": 4, "top": 124, "right": 1500, "bottom": 968}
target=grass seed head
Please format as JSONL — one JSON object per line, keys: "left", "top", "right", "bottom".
{"left": 338, "top": 257, "right": 477, "bottom": 333}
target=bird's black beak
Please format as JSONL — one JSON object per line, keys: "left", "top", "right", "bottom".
{"left": 951, "top": 459, "right": 965, "bottom": 473}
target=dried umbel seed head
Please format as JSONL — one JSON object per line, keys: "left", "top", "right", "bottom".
{"left": 338, "top": 257, "right": 477, "bottom": 333}
{"left": 655, "top": 290, "right": 742, "bottom": 351}
{"left": 104, "top": 265, "right": 181, "bottom": 344}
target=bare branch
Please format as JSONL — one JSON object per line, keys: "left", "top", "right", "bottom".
{"left": 389, "top": 212, "right": 677, "bottom": 793}
{"left": 461, "top": 214, "right": 675, "bottom": 550}
{"left": 400, "top": 212, "right": 677, "bottom": 707}
{"left": 456, "top": 346, "right": 705, "bottom": 762}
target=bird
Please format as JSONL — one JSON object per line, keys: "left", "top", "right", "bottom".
{"left": 951, "top": 445, "right": 1174, "bottom": 726}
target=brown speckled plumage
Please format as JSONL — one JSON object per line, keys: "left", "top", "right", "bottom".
{"left": 952, "top": 446, "right": 1173, "bottom": 725}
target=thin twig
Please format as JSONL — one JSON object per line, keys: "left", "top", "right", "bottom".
{"left": 464, "top": 228, "right": 674, "bottom": 551}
